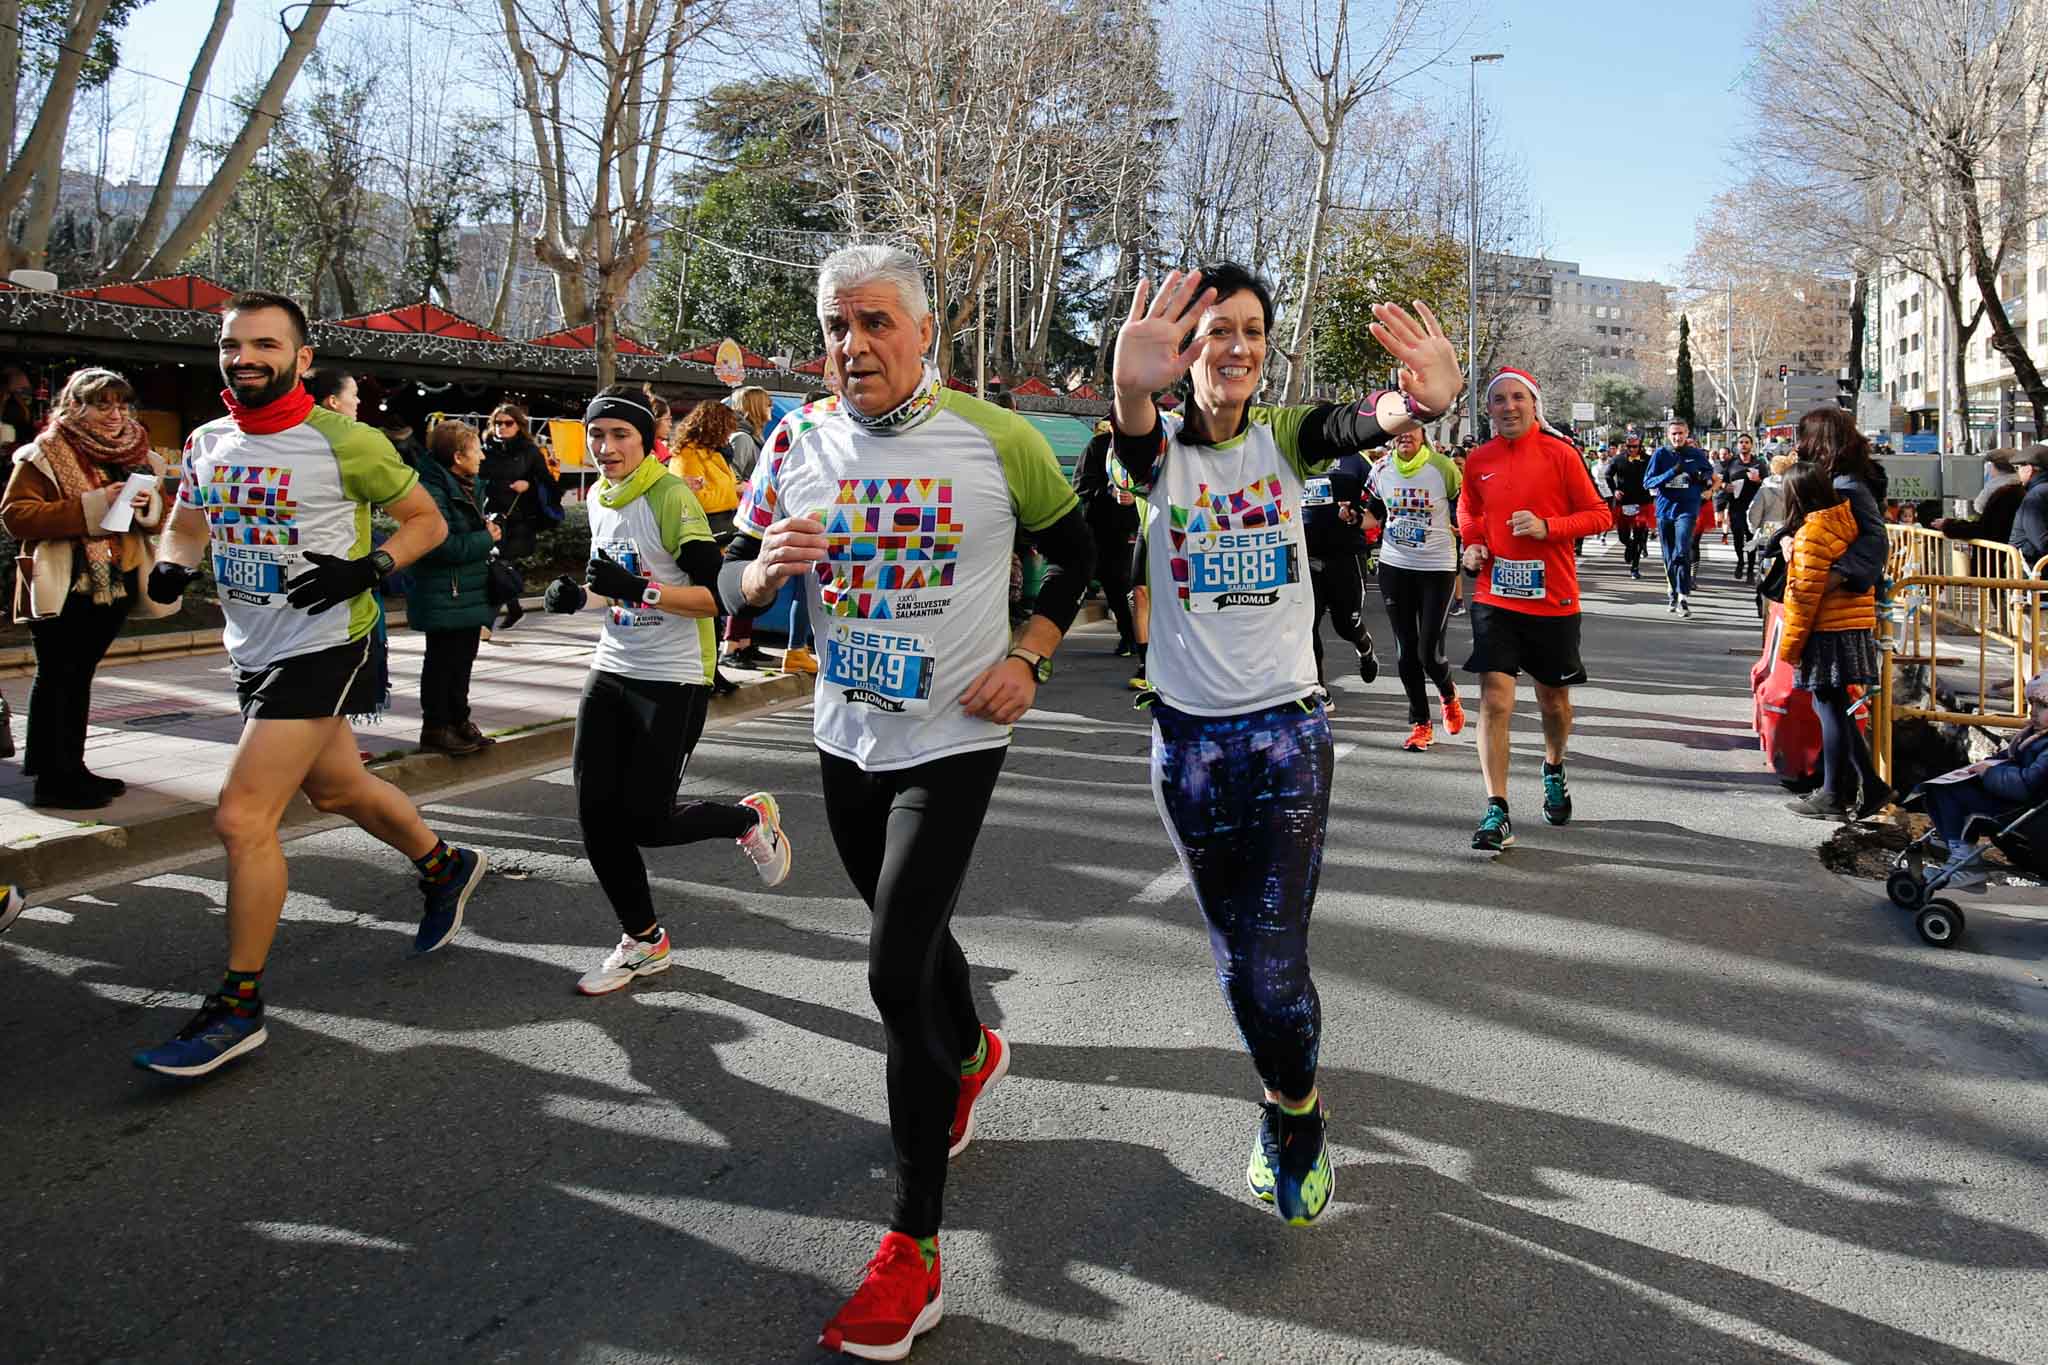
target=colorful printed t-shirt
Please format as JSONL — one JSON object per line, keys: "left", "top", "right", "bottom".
{"left": 587, "top": 466, "right": 718, "bottom": 686}
{"left": 1367, "top": 445, "right": 1462, "bottom": 572}
{"left": 1115, "top": 406, "right": 1324, "bottom": 718}
{"left": 180, "top": 406, "right": 418, "bottom": 671}
{"left": 736, "top": 391, "right": 1077, "bottom": 771}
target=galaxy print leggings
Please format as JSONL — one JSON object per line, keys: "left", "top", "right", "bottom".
{"left": 1149, "top": 697, "right": 1333, "bottom": 1099}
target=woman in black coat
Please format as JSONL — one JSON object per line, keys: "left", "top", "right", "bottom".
{"left": 480, "top": 402, "right": 550, "bottom": 629}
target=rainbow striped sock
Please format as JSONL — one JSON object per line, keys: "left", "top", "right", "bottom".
{"left": 413, "top": 840, "right": 460, "bottom": 885}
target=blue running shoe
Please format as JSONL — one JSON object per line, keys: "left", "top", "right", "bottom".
{"left": 1542, "top": 767, "right": 1573, "bottom": 826}
{"left": 416, "top": 847, "right": 486, "bottom": 954}
{"left": 134, "top": 997, "right": 267, "bottom": 1077}
{"left": 1246, "top": 1103, "right": 1281, "bottom": 1203}
{"left": 1272, "top": 1098, "right": 1334, "bottom": 1226}
{"left": 1472, "top": 803, "right": 1515, "bottom": 853}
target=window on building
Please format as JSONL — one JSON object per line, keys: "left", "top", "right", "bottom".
{"left": 1913, "top": 371, "right": 1922, "bottom": 388}
{"left": 2036, "top": 318, "right": 2047, "bottom": 345}
{"left": 2038, "top": 264, "right": 2047, "bottom": 293}
{"left": 1912, "top": 334, "right": 1921, "bottom": 351}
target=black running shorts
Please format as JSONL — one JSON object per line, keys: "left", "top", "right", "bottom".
{"left": 234, "top": 635, "right": 379, "bottom": 720}
{"left": 1462, "top": 602, "right": 1587, "bottom": 688}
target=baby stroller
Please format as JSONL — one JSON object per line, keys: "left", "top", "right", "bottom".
{"left": 1885, "top": 790, "right": 2048, "bottom": 947}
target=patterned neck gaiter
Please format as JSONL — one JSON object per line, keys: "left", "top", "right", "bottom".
{"left": 843, "top": 363, "right": 941, "bottom": 436}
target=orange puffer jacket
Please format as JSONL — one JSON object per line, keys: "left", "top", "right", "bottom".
{"left": 1779, "top": 500, "right": 1877, "bottom": 665}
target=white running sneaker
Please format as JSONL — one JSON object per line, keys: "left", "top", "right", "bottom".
{"left": 738, "top": 791, "right": 792, "bottom": 887}
{"left": 576, "top": 930, "right": 671, "bottom": 995}
{"left": 1679, "top": 595, "right": 1692, "bottom": 617}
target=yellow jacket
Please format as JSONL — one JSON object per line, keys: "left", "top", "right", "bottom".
{"left": 1779, "top": 500, "right": 1877, "bottom": 664}
{"left": 667, "top": 440, "right": 738, "bottom": 514}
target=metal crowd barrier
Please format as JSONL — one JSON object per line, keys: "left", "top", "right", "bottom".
{"left": 1873, "top": 526, "right": 2048, "bottom": 782}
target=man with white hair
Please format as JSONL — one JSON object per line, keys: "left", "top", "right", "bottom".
{"left": 720, "top": 243, "right": 1094, "bottom": 1360}
{"left": 1457, "top": 368, "right": 1612, "bottom": 853}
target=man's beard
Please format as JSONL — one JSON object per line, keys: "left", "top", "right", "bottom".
{"left": 225, "top": 364, "right": 297, "bottom": 408}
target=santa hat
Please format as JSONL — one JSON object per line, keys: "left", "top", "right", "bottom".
{"left": 1485, "top": 367, "right": 1565, "bottom": 438}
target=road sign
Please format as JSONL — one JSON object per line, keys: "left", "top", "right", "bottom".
{"left": 1570, "top": 402, "right": 1596, "bottom": 422}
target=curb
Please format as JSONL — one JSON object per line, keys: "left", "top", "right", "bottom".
{"left": 0, "top": 671, "right": 814, "bottom": 891}
{"left": 0, "top": 595, "right": 555, "bottom": 678}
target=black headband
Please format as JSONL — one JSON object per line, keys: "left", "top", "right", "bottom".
{"left": 584, "top": 395, "right": 657, "bottom": 455}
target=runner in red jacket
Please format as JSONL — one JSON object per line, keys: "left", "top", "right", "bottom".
{"left": 1457, "top": 368, "right": 1612, "bottom": 852}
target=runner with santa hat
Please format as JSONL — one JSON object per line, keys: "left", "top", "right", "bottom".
{"left": 1456, "top": 368, "right": 1613, "bottom": 853}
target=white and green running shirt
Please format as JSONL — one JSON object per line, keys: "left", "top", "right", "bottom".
{"left": 587, "top": 467, "right": 719, "bottom": 686}
{"left": 737, "top": 391, "right": 1076, "bottom": 771}
{"left": 180, "top": 405, "right": 418, "bottom": 671}
{"left": 1366, "top": 444, "right": 1462, "bottom": 572}
{"left": 1114, "top": 406, "right": 1324, "bottom": 717}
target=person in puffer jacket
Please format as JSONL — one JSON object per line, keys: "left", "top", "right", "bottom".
{"left": 1779, "top": 461, "right": 1886, "bottom": 821}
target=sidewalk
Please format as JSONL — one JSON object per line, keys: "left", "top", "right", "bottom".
{"left": 0, "top": 601, "right": 814, "bottom": 888}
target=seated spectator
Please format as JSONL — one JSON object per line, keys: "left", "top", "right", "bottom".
{"left": 1917, "top": 674, "right": 2048, "bottom": 882}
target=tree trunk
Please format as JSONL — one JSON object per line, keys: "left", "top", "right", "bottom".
{"left": 0, "top": 0, "right": 22, "bottom": 175}
{"left": 592, "top": 284, "right": 619, "bottom": 390}
{"left": 1942, "top": 276, "right": 1981, "bottom": 457}
{"left": 137, "top": 0, "right": 335, "bottom": 279}
{"left": 1959, "top": 186, "right": 2048, "bottom": 443}
{"left": 0, "top": 0, "right": 116, "bottom": 271}
{"left": 489, "top": 191, "right": 521, "bottom": 334}
{"left": 106, "top": 0, "right": 234, "bottom": 281}
{"left": 1282, "top": 135, "right": 1338, "bottom": 402}
{"left": 1845, "top": 271, "right": 1867, "bottom": 401}
{"left": 18, "top": 147, "right": 62, "bottom": 268}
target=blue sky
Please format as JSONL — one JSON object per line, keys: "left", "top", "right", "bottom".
{"left": 108, "top": 0, "right": 1755, "bottom": 288}
{"left": 1458, "top": 0, "right": 1758, "bottom": 282}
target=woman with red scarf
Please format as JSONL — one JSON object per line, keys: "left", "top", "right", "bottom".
{"left": 1, "top": 367, "right": 172, "bottom": 808}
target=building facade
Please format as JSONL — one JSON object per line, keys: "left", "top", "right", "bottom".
{"left": 1476, "top": 253, "right": 1673, "bottom": 408}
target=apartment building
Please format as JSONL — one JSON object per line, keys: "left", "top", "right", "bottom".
{"left": 1877, "top": 233, "right": 2048, "bottom": 446}
{"left": 1476, "top": 253, "right": 1672, "bottom": 399}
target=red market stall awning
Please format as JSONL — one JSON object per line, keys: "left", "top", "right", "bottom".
{"left": 336, "top": 302, "right": 506, "bottom": 341}
{"left": 529, "top": 323, "right": 657, "bottom": 355}
{"left": 1007, "top": 376, "right": 1058, "bottom": 397}
{"left": 1066, "top": 382, "right": 1101, "bottom": 399}
{"left": 64, "top": 273, "right": 235, "bottom": 312}
{"left": 676, "top": 341, "right": 775, "bottom": 368}
{"left": 790, "top": 354, "right": 828, "bottom": 375}
{"left": 945, "top": 375, "right": 975, "bottom": 392}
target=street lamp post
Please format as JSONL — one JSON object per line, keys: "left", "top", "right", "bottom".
{"left": 1467, "top": 53, "right": 1504, "bottom": 441}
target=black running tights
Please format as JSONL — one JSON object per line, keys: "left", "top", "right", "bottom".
{"left": 1309, "top": 554, "right": 1370, "bottom": 682}
{"left": 820, "top": 744, "right": 1007, "bottom": 1240}
{"left": 573, "top": 670, "right": 757, "bottom": 937}
{"left": 1812, "top": 684, "right": 1879, "bottom": 805}
{"left": 1378, "top": 563, "right": 1458, "bottom": 725}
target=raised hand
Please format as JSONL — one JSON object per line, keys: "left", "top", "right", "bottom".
{"left": 1368, "top": 300, "right": 1463, "bottom": 418}
{"left": 1112, "top": 270, "right": 1218, "bottom": 397}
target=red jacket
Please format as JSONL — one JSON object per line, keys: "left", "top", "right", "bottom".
{"left": 1457, "top": 429, "right": 1612, "bottom": 616}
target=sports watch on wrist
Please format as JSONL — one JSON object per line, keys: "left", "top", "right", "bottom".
{"left": 1007, "top": 647, "right": 1052, "bottom": 684}
{"left": 642, "top": 582, "right": 663, "bottom": 607}
{"left": 368, "top": 549, "right": 396, "bottom": 580}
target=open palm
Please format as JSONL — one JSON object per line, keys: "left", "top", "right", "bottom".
{"left": 1368, "top": 300, "right": 1463, "bottom": 417}
{"left": 1112, "top": 270, "right": 1217, "bottom": 394}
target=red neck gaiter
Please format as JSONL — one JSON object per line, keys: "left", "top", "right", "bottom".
{"left": 221, "top": 383, "right": 314, "bottom": 435}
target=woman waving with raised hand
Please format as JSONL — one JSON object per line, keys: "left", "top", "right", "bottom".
{"left": 1107, "top": 264, "right": 1461, "bottom": 1226}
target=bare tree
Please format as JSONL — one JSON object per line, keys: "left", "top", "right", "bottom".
{"left": 495, "top": 0, "right": 720, "bottom": 384}
{"left": 130, "top": 0, "right": 336, "bottom": 280}
{"left": 1745, "top": 0, "right": 2048, "bottom": 446}
{"left": 0, "top": 0, "right": 116, "bottom": 272}
{"left": 812, "top": 0, "right": 1161, "bottom": 383}
{"left": 1251, "top": 0, "right": 1462, "bottom": 400}
{"left": 103, "top": 0, "right": 234, "bottom": 279}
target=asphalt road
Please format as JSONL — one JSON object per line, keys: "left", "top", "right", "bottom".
{"left": 6, "top": 538, "right": 2046, "bottom": 1364}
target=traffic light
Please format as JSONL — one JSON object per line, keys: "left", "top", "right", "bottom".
{"left": 1837, "top": 370, "right": 1856, "bottom": 410}
{"left": 1778, "top": 364, "right": 1789, "bottom": 381}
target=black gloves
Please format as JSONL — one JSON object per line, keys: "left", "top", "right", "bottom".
{"left": 146, "top": 561, "right": 195, "bottom": 605}
{"left": 543, "top": 574, "right": 587, "bottom": 614}
{"left": 586, "top": 550, "right": 650, "bottom": 607}
{"left": 284, "top": 552, "right": 382, "bottom": 615}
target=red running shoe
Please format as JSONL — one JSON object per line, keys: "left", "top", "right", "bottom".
{"left": 1402, "top": 722, "right": 1434, "bottom": 752}
{"left": 819, "top": 1231, "right": 942, "bottom": 1360}
{"left": 948, "top": 1026, "right": 1009, "bottom": 1159}
{"left": 1441, "top": 695, "right": 1468, "bottom": 736}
